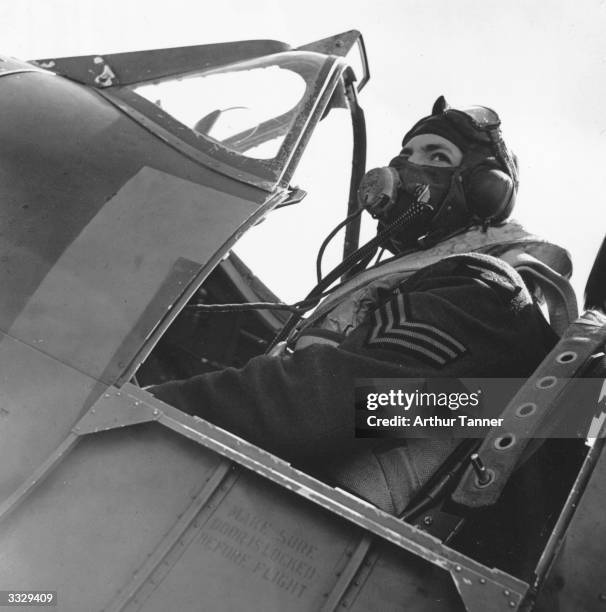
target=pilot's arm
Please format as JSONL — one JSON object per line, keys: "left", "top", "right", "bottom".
{"left": 148, "top": 254, "right": 556, "bottom": 465}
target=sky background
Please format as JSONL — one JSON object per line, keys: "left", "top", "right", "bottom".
{"left": 3, "top": 0, "right": 606, "bottom": 305}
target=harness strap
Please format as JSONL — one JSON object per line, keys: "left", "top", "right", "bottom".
{"left": 452, "top": 310, "right": 606, "bottom": 508}
{"left": 507, "top": 252, "right": 578, "bottom": 335}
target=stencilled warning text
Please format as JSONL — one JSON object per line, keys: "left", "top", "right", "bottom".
{"left": 197, "top": 503, "right": 319, "bottom": 599}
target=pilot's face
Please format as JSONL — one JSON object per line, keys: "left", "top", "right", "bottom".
{"left": 399, "top": 133, "right": 463, "bottom": 167}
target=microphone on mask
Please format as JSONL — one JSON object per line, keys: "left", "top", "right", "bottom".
{"left": 357, "top": 166, "right": 432, "bottom": 219}
{"left": 357, "top": 167, "right": 401, "bottom": 219}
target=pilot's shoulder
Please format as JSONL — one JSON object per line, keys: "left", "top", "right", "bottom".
{"left": 425, "top": 252, "right": 523, "bottom": 282}
{"left": 399, "top": 252, "right": 531, "bottom": 311}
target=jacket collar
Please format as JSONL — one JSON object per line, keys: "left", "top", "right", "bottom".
{"left": 314, "top": 220, "right": 571, "bottom": 316}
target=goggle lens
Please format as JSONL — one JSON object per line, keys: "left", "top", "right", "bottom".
{"left": 445, "top": 106, "right": 501, "bottom": 132}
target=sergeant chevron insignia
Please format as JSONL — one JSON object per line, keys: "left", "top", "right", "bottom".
{"left": 366, "top": 292, "right": 467, "bottom": 366}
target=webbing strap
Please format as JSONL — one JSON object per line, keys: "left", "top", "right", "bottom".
{"left": 511, "top": 253, "right": 578, "bottom": 335}
{"left": 452, "top": 310, "right": 606, "bottom": 508}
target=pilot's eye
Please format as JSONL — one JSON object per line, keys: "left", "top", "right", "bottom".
{"left": 430, "top": 151, "right": 453, "bottom": 164}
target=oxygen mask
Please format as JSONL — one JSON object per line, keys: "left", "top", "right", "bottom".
{"left": 358, "top": 158, "right": 456, "bottom": 253}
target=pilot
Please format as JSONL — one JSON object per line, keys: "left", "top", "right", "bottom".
{"left": 148, "top": 97, "right": 569, "bottom": 515}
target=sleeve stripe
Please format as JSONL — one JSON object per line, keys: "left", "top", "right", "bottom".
{"left": 367, "top": 334, "right": 447, "bottom": 365}
{"left": 368, "top": 306, "right": 455, "bottom": 365}
{"left": 365, "top": 293, "right": 468, "bottom": 365}
{"left": 384, "top": 300, "right": 458, "bottom": 357}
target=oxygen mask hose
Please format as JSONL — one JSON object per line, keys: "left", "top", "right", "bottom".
{"left": 315, "top": 165, "right": 431, "bottom": 291}
{"left": 316, "top": 208, "right": 364, "bottom": 283}
{"left": 268, "top": 183, "right": 435, "bottom": 350}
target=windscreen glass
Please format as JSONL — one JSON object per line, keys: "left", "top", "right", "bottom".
{"left": 131, "top": 52, "right": 327, "bottom": 174}
{"left": 135, "top": 64, "right": 306, "bottom": 160}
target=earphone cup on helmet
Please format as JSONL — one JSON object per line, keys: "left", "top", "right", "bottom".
{"left": 465, "top": 167, "right": 516, "bottom": 223}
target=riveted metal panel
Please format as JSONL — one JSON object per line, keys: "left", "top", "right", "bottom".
{"left": 1, "top": 379, "right": 533, "bottom": 611}
{"left": 348, "top": 541, "right": 464, "bottom": 612}
{"left": 31, "top": 40, "right": 290, "bottom": 87}
{"left": 124, "top": 469, "right": 365, "bottom": 612}
{"left": 4, "top": 164, "right": 262, "bottom": 384}
{"left": 0, "top": 423, "right": 225, "bottom": 612}
{"left": 0, "top": 330, "right": 104, "bottom": 504}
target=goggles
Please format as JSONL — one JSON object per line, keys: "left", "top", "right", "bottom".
{"left": 405, "top": 101, "right": 518, "bottom": 187}
{"left": 443, "top": 106, "right": 501, "bottom": 139}
{"left": 405, "top": 103, "right": 501, "bottom": 145}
